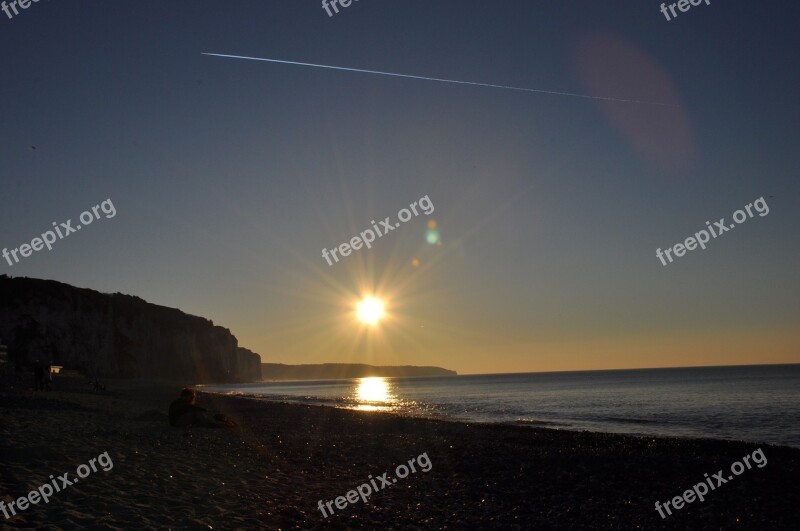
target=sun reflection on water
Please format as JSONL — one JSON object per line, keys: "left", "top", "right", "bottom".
{"left": 352, "top": 377, "right": 395, "bottom": 412}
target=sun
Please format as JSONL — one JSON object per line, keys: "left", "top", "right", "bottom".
{"left": 356, "top": 296, "right": 386, "bottom": 325}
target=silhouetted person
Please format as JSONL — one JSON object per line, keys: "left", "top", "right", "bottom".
{"left": 44, "top": 361, "right": 53, "bottom": 391}
{"left": 168, "top": 388, "right": 236, "bottom": 428}
{"left": 33, "top": 360, "right": 44, "bottom": 391}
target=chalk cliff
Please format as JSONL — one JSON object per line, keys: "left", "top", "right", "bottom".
{"left": 0, "top": 276, "right": 261, "bottom": 383}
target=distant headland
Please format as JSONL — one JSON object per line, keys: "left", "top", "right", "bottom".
{"left": 262, "top": 363, "right": 457, "bottom": 380}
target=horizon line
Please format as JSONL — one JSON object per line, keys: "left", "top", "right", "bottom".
{"left": 250, "top": 361, "right": 798, "bottom": 381}
{"left": 456, "top": 361, "right": 800, "bottom": 377}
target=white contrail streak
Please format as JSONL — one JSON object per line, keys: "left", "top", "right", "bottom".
{"left": 202, "top": 53, "right": 674, "bottom": 107}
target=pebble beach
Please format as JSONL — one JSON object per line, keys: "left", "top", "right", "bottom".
{"left": 2, "top": 375, "right": 799, "bottom": 530}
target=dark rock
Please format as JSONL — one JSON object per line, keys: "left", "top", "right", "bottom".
{"left": 0, "top": 276, "right": 261, "bottom": 382}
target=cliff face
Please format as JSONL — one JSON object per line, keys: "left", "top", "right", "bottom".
{"left": 0, "top": 276, "right": 261, "bottom": 383}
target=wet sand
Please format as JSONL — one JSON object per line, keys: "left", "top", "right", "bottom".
{"left": 1, "top": 375, "right": 799, "bottom": 529}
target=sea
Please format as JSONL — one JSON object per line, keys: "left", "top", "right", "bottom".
{"left": 204, "top": 364, "right": 800, "bottom": 448}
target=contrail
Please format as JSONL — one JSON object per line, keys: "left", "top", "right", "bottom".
{"left": 202, "top": 53, "right": 674, "bottom": 107}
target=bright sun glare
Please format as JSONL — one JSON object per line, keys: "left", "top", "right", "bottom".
{"left": 353, "top": 377, "right": 394, "bottom": 412}
{"left": 357, "top": 377, "right": 390, "bottom": 403}
{"left": 356, "top": 296, "right": 386, "bottom": 325}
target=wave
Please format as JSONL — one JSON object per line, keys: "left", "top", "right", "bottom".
{"left": 595, "top": 417, "right": 663, "bottom": 425}
{"left": 512, "top": 418, "right": 566, "bottom": 427}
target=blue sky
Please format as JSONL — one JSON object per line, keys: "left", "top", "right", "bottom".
{"left": 1, "top": 1, "right": 798, "bottom": 373}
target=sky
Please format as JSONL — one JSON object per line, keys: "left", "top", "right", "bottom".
{"left": 1, "top": 0, "right": 798, "bottom": 375}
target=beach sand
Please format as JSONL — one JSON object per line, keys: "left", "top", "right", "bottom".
{"left": 1, "top": 375, "right": 799, "bottom": 530}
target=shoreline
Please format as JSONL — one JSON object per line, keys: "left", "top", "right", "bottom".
{"left": 201, "top": 386, "right": 800, "bottom": 451}
{"left": 2, "top": 377, "right": 799, "bottom": 529}
{"left": 208, "top": 390, "right": 800, "bottom": 450}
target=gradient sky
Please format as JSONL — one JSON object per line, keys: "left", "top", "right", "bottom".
{"left": 1, "top": 1, "right": 798, "bottom": 374}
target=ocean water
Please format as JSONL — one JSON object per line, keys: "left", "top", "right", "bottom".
{"left": 204, "top": 364, "right": 800, "bottom": 448}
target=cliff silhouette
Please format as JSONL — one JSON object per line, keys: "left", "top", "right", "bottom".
{"left": 262, "top": 363, "right": 457, "bottom": 380}
{"left": 0, "top": 275, "right": 261, "bottom": 383}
